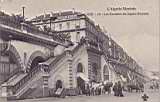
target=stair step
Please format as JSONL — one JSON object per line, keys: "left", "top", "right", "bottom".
{"left": 19, "top": 88, "right": 36, "bottom": 99}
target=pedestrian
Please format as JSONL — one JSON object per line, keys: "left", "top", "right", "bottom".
{"left": 108, "top": 87, "right": 111, "bottom": 94}
{"left": 78, "top": 86, "right": 81, "bottom": 95}
{"left": 86, "top": 84, "right": 90, "bottom": 96}
{"left": 102, "top": 86, "right": 105, "bottom": 94}
{"left": 113, "top": 82, "right": 118, "bottom": 96}
{"left": 95, "top": 87, "right": 98, "bottom": 95}
{"left": 117, "top": 81, "right": 124, "bottom": 97}
{"left": 98, "top": 87, "right": 101, "bottom": 95}
{"left": 91, "top": 87, "right": 94, "bottom": 96}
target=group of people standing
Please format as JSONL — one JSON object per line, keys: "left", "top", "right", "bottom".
{"left": 78, "top": 81, "right": 122, "bottom": 96}
{"left": 85, "top": 81, "right": 124, "bottom": 97}
{"left": 78, "top": 81, "right": 125, "bottom": 97}
{"left": 85, "top": 84, "right": 107, "bottom": 96}
{"left": 113, "top": 81, "right": 124, "bottom": 97}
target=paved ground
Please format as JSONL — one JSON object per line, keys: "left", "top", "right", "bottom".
{"left": 8, "top": 89, "right": 160, "bottom": 102}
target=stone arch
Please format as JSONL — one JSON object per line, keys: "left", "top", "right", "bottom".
{"left": 103, "top": 65, "right": 110, "bottom": 81}
{"left": 54, "top": 75, "right": 64, "bottom": 89}
{"left": 2, "top": 44, "right": 23, "bottom": 70}
{"left": 55, "top": 80, "right": 63, "bottom": 89}
{"left": 76, "top": 62, "right": 86, "bottom": 94}
{"left": 26, "top": 51, "right": 47, "bottom": 71}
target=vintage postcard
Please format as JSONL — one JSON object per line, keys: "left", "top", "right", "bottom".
{"left": 0, "top": 0, "right": 159, "bottom": 102}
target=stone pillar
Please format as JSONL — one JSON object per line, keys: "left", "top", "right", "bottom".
{"left": 0, "top": 83, "right": 8, "bottom": 102}
{"left": 41, "top": 65, "right": 50, "bottom": 97}
{"left": 66, "top": 50, "right": 76, "bottom": 95}
{"left": 42, "top": 73, "right": 49, "bottom": 97}
{"left": 65, "top": 50, "right": 72, "bottom": 88}
{"left": 88, "top": 54, "right": 92, "bottom": 81}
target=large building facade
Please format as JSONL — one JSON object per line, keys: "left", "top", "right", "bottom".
{"left": 0, "top": 11, "right": 146, "bottom": 99}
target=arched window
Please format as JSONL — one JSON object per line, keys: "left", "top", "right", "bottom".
{"left": 77, "top": 63, "right": 83, "bottom": 73}
{"left": 103, "top": 65, "right": 109, "bottom": 81}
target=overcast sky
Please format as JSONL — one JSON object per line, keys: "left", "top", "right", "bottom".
{"left": 0, "top": 0, "right": 159, "bottom": 72}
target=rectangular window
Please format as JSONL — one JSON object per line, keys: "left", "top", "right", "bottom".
{"left": 75, "top": 25, "right": 80, "bottom": 29}
{"left": 59, "top": 24, "right": 62, "bottom": 30}
{"left": 51, "top": 24, "right": 55, "bottom": 30}
{"left": 76, "top": 32, "right": 80, "bottom": 42}
{"left": 75, "top": 20, "right": 80, "bottom": 29}
{"left": 66, "top": 22, "right": 70, "bottom": 29}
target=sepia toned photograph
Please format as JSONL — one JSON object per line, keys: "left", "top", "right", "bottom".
{"left": 0, "top": 0, "right": 159, "bottom": 102}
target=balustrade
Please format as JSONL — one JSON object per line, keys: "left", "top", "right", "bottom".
{"left": 11, "top": 66, "right": 41, "bottom": 94}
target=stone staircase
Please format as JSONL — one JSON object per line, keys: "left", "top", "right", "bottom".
{"left": 0, "top": 49, "right": 71, "bottom": 100}
{"left": 0, "top": 66, "right": 42, "bottom": 100}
